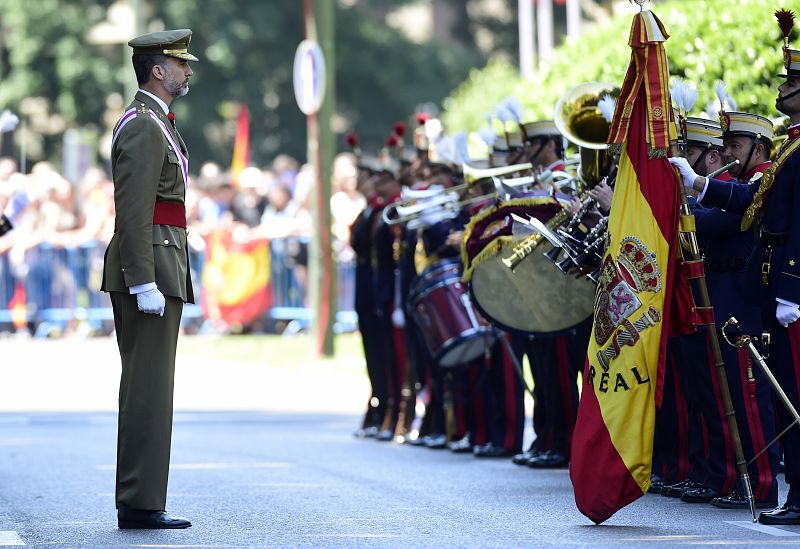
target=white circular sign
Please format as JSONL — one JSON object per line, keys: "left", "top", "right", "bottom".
{"left": 293, "top": 40, "right": 326, "bottom": 116}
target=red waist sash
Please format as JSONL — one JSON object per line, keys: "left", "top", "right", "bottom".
{"left": 153, "top": 201, "right": 186, "bottom": 228}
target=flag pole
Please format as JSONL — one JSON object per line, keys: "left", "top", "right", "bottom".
{"left": 671, "top": 140, "right": 757, "bottom": 522}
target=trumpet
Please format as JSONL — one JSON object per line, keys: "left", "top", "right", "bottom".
{"left": 462, "top": 161, "right": 533, "bottom": 185}
{"left": 383, "top": 169, "right": 559, "bottom": 226}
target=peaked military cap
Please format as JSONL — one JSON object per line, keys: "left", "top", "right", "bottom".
{"left": 718, "top": 111, "right": 774, "bottom": 143}
{"left": 506, "top": 129, "right": 524, "bottom": 151}
{"left": 778, "top": 48, "right": 800, "bottom": 78}
{"left": 684, "top": 117, "right": 723, "bottom": 149}
{"left": 521, "top": 120, "right": 561, "bottom": 142}
{"left": 128, "top": 29, "right": 199, "bottom": 62}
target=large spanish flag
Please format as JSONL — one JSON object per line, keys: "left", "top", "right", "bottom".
{"left": 570, "top": 9, "right": 692, "bottom": 524}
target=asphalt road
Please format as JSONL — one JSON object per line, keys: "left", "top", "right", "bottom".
{"left": 1, "top": 337, "right": 800, "bottom": 547}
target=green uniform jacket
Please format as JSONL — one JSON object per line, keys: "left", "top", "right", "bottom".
{"left": 102, "top": 91, "right": 194, "bottom": 303}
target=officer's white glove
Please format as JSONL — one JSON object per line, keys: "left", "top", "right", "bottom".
{"left": 137, "top": 287, "right": 166, "bottom": 317}
{"left": 0, "top": 110, "right": 19, "bottom": 133}
{"left": 776, "top": 302, "right": 800, "bottom": 328}
{"left": 2, "top": 190, "right": 29, "bottom": 223}
{"left": 668, "top": 157, "right": 701, "bottom": 190}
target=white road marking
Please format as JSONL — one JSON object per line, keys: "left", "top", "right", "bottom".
{"left": 0, "top": 531, "right": 24, "bottom": 546}
{"left": 95, "top": 461, "right": 289, "bottom": 471}
{"left": 727, "top": 520, "right": 800, "bottom": 537}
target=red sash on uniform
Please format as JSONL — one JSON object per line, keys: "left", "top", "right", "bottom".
{"left": 153, "top": 201, "right": 187, "bottom": 228}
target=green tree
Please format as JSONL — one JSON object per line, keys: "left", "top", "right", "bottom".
{"left": 0, "top": 0, "right": 116, "bottom": 161}
{"left": 0, "top": 0, "right": 489, "bottom": 171}
{"left": 443, "top": 0, "right": 796, "bottom": 137}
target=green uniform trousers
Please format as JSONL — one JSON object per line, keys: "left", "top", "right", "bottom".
{"left": 111, "top": 291, "right": 183, "bottom": 510}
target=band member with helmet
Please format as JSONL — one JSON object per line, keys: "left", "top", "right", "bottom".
{"left": 508, "top": 119, "right": 592, "bottom": 469}
{"left": 656, "top": 117, "right": 733, "bottom": 500}
{"left": 350, "top": 147, "right": 389, "bottom": 438}
{"left": 370, "top": 159, "right": 406, "bottom": 441}
{"left": 698, "top": 114, "right": 779, "bottom": 509}
{"left": 669, "top": 9, "right": 800, "bottom": 524}
{"left": 663, "top": 114, "right": 778, "bottom": 507}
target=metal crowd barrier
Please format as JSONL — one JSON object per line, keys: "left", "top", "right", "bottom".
{"left": 0, "top": 237, "right": 356, "bottom": 336}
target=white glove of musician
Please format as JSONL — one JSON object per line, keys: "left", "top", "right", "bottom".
{"left": 137, "top": 287, "right": 166, "bottom": 317}
{"left": 0, "top": 110, "right": 19, "bottom": 133}
{"left": 776, "top": 302, "right": 800, "bottom": 328}
{"left": 2, "top": 190, "right": 29, "bottom": 223}
{"left": 668, "top": 157, "right": 701, "bottom": 190}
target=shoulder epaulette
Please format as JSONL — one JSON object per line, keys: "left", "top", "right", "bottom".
{"left": 748, "top": 172, "right": 764, "bottom": 185}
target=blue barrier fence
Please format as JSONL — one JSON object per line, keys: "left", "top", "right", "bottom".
{"left": 0, "top": 238, "right": 356, "bottom": 336}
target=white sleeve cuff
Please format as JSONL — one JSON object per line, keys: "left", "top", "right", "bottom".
{"left": 776, "top": 297, "right": 800, "bottom": 308}
{"left": 696, "top": 177, "right": 709, "bottom": 202}
{"left": 129, "top": 282, "right": 157, "bottom": 294}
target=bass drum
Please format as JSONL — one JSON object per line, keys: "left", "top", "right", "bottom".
{"left": 461, "top": 192, "right": 595, "bottom": 335}
{"left": 409, "top": 258, "right": 496, "bottom": 368}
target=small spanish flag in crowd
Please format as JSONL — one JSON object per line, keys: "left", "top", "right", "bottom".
{"left": 8, "top": 281, "right": 27, "bottom": 331}
{"left": 230, "top": 104, "right": 250, "bottom": 188}
{"left": 569, "top": 8, "right": 693, "bottom": 524}
{"left": 202, "top": 230, "right": 271, "bottom": 327}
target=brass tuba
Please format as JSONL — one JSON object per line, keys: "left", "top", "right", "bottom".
{"left": 553, "top": 82, "right": 619, "bottom": 193}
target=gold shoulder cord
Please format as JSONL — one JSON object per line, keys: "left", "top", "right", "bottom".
{"left": 741, "top": 138, "right": 800, "bottom": 231}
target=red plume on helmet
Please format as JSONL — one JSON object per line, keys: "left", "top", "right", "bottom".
{"left": 393, "top": 121, "right": 408, "bottom": 138}
{"left": 344, "top": 132, "right": 361, "bottom": 161}
{"left": 413, "top": 113, "right": 431, "bottom": 159}
{"left": 776, "top": 8, "right": 796, "bottom": 47}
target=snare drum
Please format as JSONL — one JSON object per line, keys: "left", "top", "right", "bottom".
{"left": 461, "top": 191, "right": 595, "bottom": 335}
{"left": 409, "top": 258, "right": 496, "bottom": 368}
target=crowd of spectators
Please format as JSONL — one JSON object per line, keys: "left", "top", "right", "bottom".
{"left": 0, "top": 151, "right": 365, "bottom": 336}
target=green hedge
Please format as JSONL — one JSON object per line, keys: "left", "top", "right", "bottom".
{"left": 442, "top": 0, "right": 795, "bottom": 135}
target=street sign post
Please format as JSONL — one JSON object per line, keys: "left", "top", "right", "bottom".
{"left": 293, "top": 39, "right": 326, "bottom": 116}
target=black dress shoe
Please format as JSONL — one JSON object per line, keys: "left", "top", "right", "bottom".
{"left": 681, "top": 486, "right": 721, "bottom": 503}
{"left": 407, "top": 433, "right": 427, "bottom": 446}
{"left": 711, "top": 490, "right": 778, "bottom": 509}
{"left": 660, "top": 479, "right": 704, "bottom": 498}
{"left": 118, "top": 509, "right": 191, "bottom": 529}
{"left": 353, "top": 425, "right": 380, "bottom": 438}
{"left": 448, "top": 436, "right": 473, "bottom": 453}
{"left": 512, "top": 450, "right": 541, "bottom": 466}
{"left": 423, "top": 433, "right": 448, "bottom": 449}
{"left": 526, "top": 450, "right": 569, "bottom": 469}
{"left": 759, "top": 503, "right": 800, "bottom": 525}
{"left": 648, "top": 474, "right": 667, "bottom": 494}
{"left": 473, "top": 442, "right": 514, "bottom": 458}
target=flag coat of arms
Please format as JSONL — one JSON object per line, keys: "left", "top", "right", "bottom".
{"left": 569, "top": 9, "right": 693, "bottom": 524}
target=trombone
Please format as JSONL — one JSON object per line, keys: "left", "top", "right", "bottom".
{"left": 382, "top": 169, "right": 561, "bottom": 226}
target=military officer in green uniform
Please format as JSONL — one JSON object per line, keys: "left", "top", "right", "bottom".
{"left": 102, "top": 29, "right": 197, "bottom": 530}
